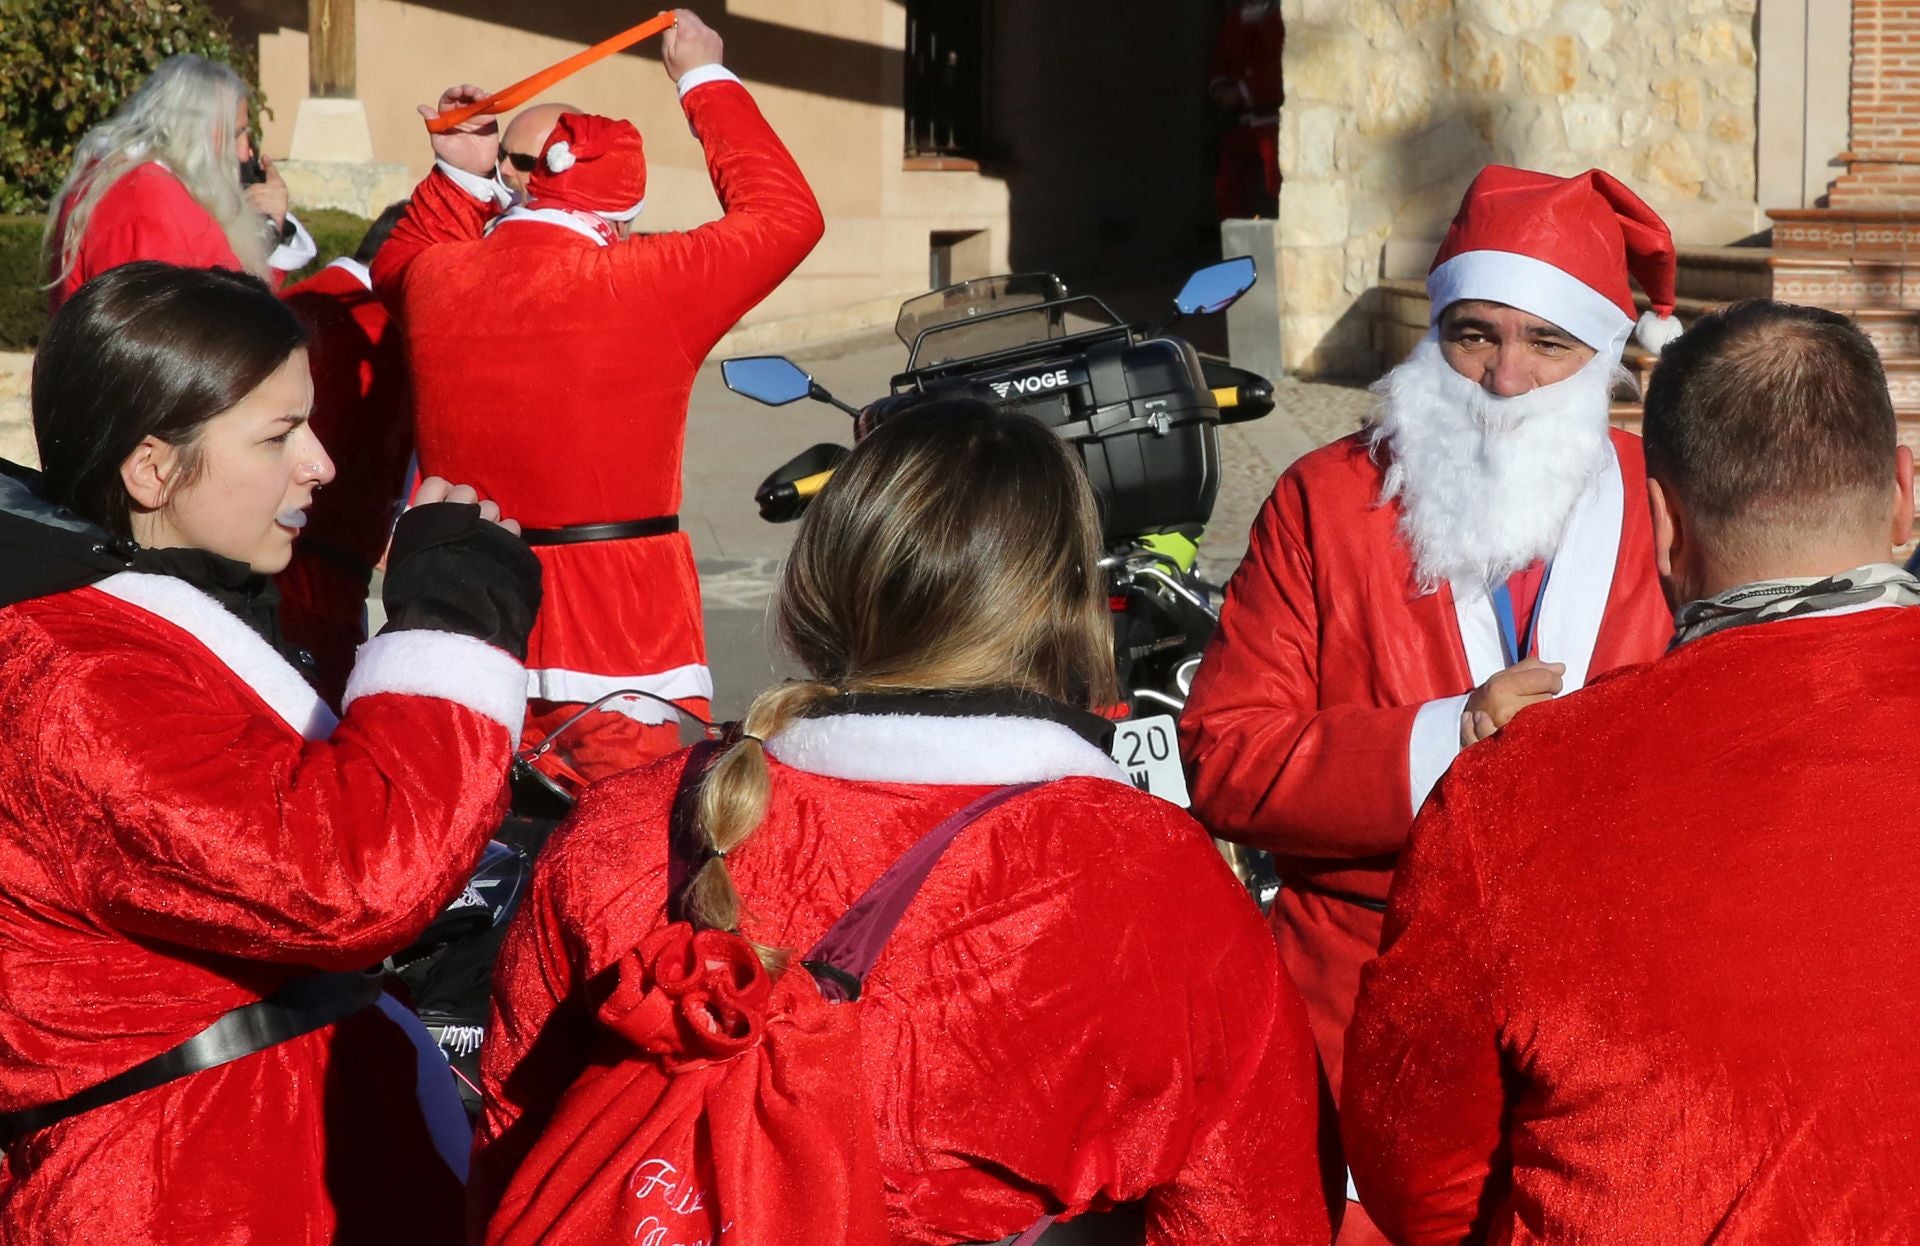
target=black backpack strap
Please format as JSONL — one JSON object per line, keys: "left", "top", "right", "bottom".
{"left": 0, "top": 969, "right": 383, "bottom": 1150}
{"left": 801, "top": 782, "right": 1042, "bottom": 1003}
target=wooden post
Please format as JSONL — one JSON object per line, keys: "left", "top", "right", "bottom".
{"left": 310, "top": 0, "right": 355, "bottom": 100}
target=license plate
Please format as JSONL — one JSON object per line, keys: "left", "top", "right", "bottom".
{"left": 1110, "top": 715, "right": 1190, "bottom": 807}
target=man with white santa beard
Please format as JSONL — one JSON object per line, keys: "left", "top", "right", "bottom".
{"left": 1180, "top": 165, "right": 1679, "bottom": 1245}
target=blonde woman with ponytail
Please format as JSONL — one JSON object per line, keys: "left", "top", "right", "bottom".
{"left": 45, "top": 54, "right": 317, "bottom": 313}
{"left": 474, "top": 401, "right": 1336, "bottom": 1244}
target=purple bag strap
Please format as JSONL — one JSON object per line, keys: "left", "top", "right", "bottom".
{"left": 801, "top": 782, "right": 1041, "bottom": 1004}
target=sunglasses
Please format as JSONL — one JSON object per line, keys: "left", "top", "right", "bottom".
{"left": 500, "top": 150, "right": 538, "bottom": 173}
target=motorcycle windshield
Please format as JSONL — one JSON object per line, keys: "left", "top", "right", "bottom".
{"left": 894, "top": 274, "right": 1067, "bottom": 347}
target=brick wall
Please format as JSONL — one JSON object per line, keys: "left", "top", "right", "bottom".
{"left": 1833, "top": 0, "right": 1920, "bottom": 205}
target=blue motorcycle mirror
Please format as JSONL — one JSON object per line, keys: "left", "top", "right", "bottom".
{"left": 721, "top": 356, "right": 814, "bottom": 406}
{"left": 1173, "top": 256, "right": 1258, "bottom": 317}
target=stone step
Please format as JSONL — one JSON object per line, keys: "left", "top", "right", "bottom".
{"left": 1768, "top": 207, "right": 1920, "bottom": 253}
{"left": 1768, "top": 254, "right": 1920, "bottom": 310}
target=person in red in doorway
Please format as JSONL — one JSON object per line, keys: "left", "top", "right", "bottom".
{"left": 277, "top": 202, "right": 414, "bottom": 707}
{"left": 375, "top": 9, "right": 824, "bottom": 788}
{"left": 1209, "top": 0, "right": 1283, "bottom": 219}
{"left": 1345, "top": 298, "right": 1920, "bottom": 1244}
{"left": 44, "top": 54, "right": 318, "bottom": 314}
{"left": 1180, "top": 165, "right": 1680, "bottom": 1245}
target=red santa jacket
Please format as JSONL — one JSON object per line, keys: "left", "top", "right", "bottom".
{"left": 1345, "top": 603, "right": 1920, "bottom": 1244}
{"left": 50, "top": 163, "right": 311, "bottom": 313}
{"left": 0, "top": 574, "right": 528, "bottom": 1244}
{"left": 1180, "top": 428, "right": 1672, "bottom": 1094}
{"left": 374, "top": 78, "right": 824, "bottom": 724}
{"left": 278, "top": 257, "right": 414, "bottom": 706}
{"left": 473, "top": 705, "right": 1336, "bottom": 1245}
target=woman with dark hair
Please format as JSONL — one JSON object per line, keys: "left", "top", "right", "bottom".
{"left": 473, "top": 402, "right": 1336, "bottom": 1244}
{"left": 0, "top": 262, "right": 541, "bottom": 1244}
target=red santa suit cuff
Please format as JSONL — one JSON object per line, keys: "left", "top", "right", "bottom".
{"left": 342, "top": 630, "right": 529, "bottom": 735}
{"left": 1409, "top": 692, "right": 1471, "bottom": 815}
{"left": 675, "top": 64, "right": 741, "bottom": 99}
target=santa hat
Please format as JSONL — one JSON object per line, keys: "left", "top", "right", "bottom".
{"left": 528, "top": 113, "right": 647, "bottom": 220}
{"left": 1427, "top": 165, "right": 1680, "bottom": 357}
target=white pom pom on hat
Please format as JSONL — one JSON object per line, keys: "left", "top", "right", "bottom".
{"left": 1635, "top": 308, "right": 1684, "bottom": 354}
{"left": 545, "top": 142, "right": 575, "bottom": 174}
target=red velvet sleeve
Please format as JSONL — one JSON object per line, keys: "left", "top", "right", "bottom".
{"left": 1139, "top": 896, "right": 1340, "bottom": 1244}
{"left": 1341, "top": 769, "right": 1507, "bottom": 1245}
{"left": 989, "top": 798, "right": 1336, "bottom": 1243}
{"left": 1180, "top": 472, "right": 1420, "bottom": 859}
{"left": 46, "top": 640, "right": 521, "bottom": 970}
{"left": 372, "top": 165, "right": 497, "bottom": 316}
{"left": 621, "top": 81, "right": 825, "bottom": 362}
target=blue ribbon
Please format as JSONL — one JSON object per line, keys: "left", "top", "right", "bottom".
{"left": 1491, "top": 562, "right": 1553, "bottom": 667}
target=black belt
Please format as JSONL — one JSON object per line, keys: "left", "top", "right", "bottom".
{"left": 0, "top": 970, "right": 383, "bottom": 1149}
{"left": 520, "top": 515, "right": 679, "bottom": 546}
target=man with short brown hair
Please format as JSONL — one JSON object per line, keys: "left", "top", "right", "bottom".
{"left": 1344, "top": 297, "right": 1920, "bottom": 1243}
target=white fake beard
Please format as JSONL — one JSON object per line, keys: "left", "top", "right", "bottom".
{"left": 1369, "top": 336, "right": 1624, "bottom": 593}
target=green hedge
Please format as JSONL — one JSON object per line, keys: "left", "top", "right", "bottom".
{"left": 0, "top": 217, "right": 47, "bottom": 351}
{"left": 0, "top": 0, "right": 261, "bottom": 216}
{"left": 0, "top": 208, "right": 372, "bottom": 351}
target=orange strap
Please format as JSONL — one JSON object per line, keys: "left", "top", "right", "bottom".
{"left": 424, "top": 11, "right": 678, "bottom": 134}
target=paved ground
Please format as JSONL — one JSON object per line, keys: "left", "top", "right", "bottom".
{"left": 0, "top": 338, "right": 1376, "bottom": 720}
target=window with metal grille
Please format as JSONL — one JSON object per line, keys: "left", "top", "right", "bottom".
{"left": 905, "top": 0, "right": 989, "bottom": 161}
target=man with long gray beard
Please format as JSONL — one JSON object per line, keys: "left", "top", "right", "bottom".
{"left": 1181, "top": 165, "right": 1679, "bottom": 1245}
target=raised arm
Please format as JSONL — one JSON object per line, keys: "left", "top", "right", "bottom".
{"left": 1181, "top": 471, "right": 1427, "bottom": 859}
{"left": 372, "top": 84, "right": 507, "bottom": 310}
{"left": 1342, "top": 771, "right": 1508, "bottom": 1245}
{"left": 621, "top": 14, "right": 824, "bottom": 360}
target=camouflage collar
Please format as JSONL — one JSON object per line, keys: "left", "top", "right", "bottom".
{"left": 1672, "top": 562, "right": 1920, "bottom": 648}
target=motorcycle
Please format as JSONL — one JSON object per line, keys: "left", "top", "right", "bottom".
{"left": 721, "top": 259, "right": 1281, "bottom": 910}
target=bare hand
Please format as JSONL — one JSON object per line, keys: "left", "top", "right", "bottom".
{"left": 414, "top": 476, "right": 522, "bottom": 536}
{"left": 1460, "top": 657, "right": 1564, "bottom": 746}
{"left": 662, "top": 9, "right": 724, "bottom": 82}
{"left": 417, "top": 84, "right": 500, "bottom": 176}
{"left": 243, "top": 154, "right": 289, "bottom": 227}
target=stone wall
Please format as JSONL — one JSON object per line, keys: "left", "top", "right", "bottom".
{"left": 1277, "top": 0, "right": 1763, "bottom": 376}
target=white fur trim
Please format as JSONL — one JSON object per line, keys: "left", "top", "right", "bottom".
{"left": 597, "top": 197, "right": 646, "bottom": 223}
{"left": 1428, "top": 249, "right": 1636, "bottom": 357}
{"left": 544, "top": 141, "right": 575, "bottom": 173}
{"left": 676, "top": 64, "right": 741, "bottom": 98}
{"left": 767, "top": 713, "right": 1130, "bottom": 787}
{"left": 1445, "top": 443, "right": 1624, "bottom": 693}
{"left": 372, "top": 993, "right": 471, "bottom": 1180}
{"left": 1408, "top": 693, "right": 1470, "bottom": 817}
{"left": 1532, "top": 441, "right": 1622, "bottom": 693}
{"left": 268, "top": 212, "right": 318, "bottom": 274}
{"left": 92, "top": 573, "right": 339, "bottom": 741}
{"left": 527, "top": 663, "right": 714, "bottom": 726}
{"left": 343, "top": 630, "right": 528, "bottom": 735}
{"left": 493, "top": 205, "right": 610, "bottom": 246}
{"left": 1635, "top": 308, "right": 1684, "bottom": 354}
{"left": 324, "top": 256, "right": 372, "bottom": 290}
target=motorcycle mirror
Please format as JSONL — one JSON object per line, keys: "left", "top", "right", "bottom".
{"left": 1173, "top": 256, "right": 1258, "bottom": 317}
{"left": 721, "top": 356, "right": 815, "bottom": 406}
